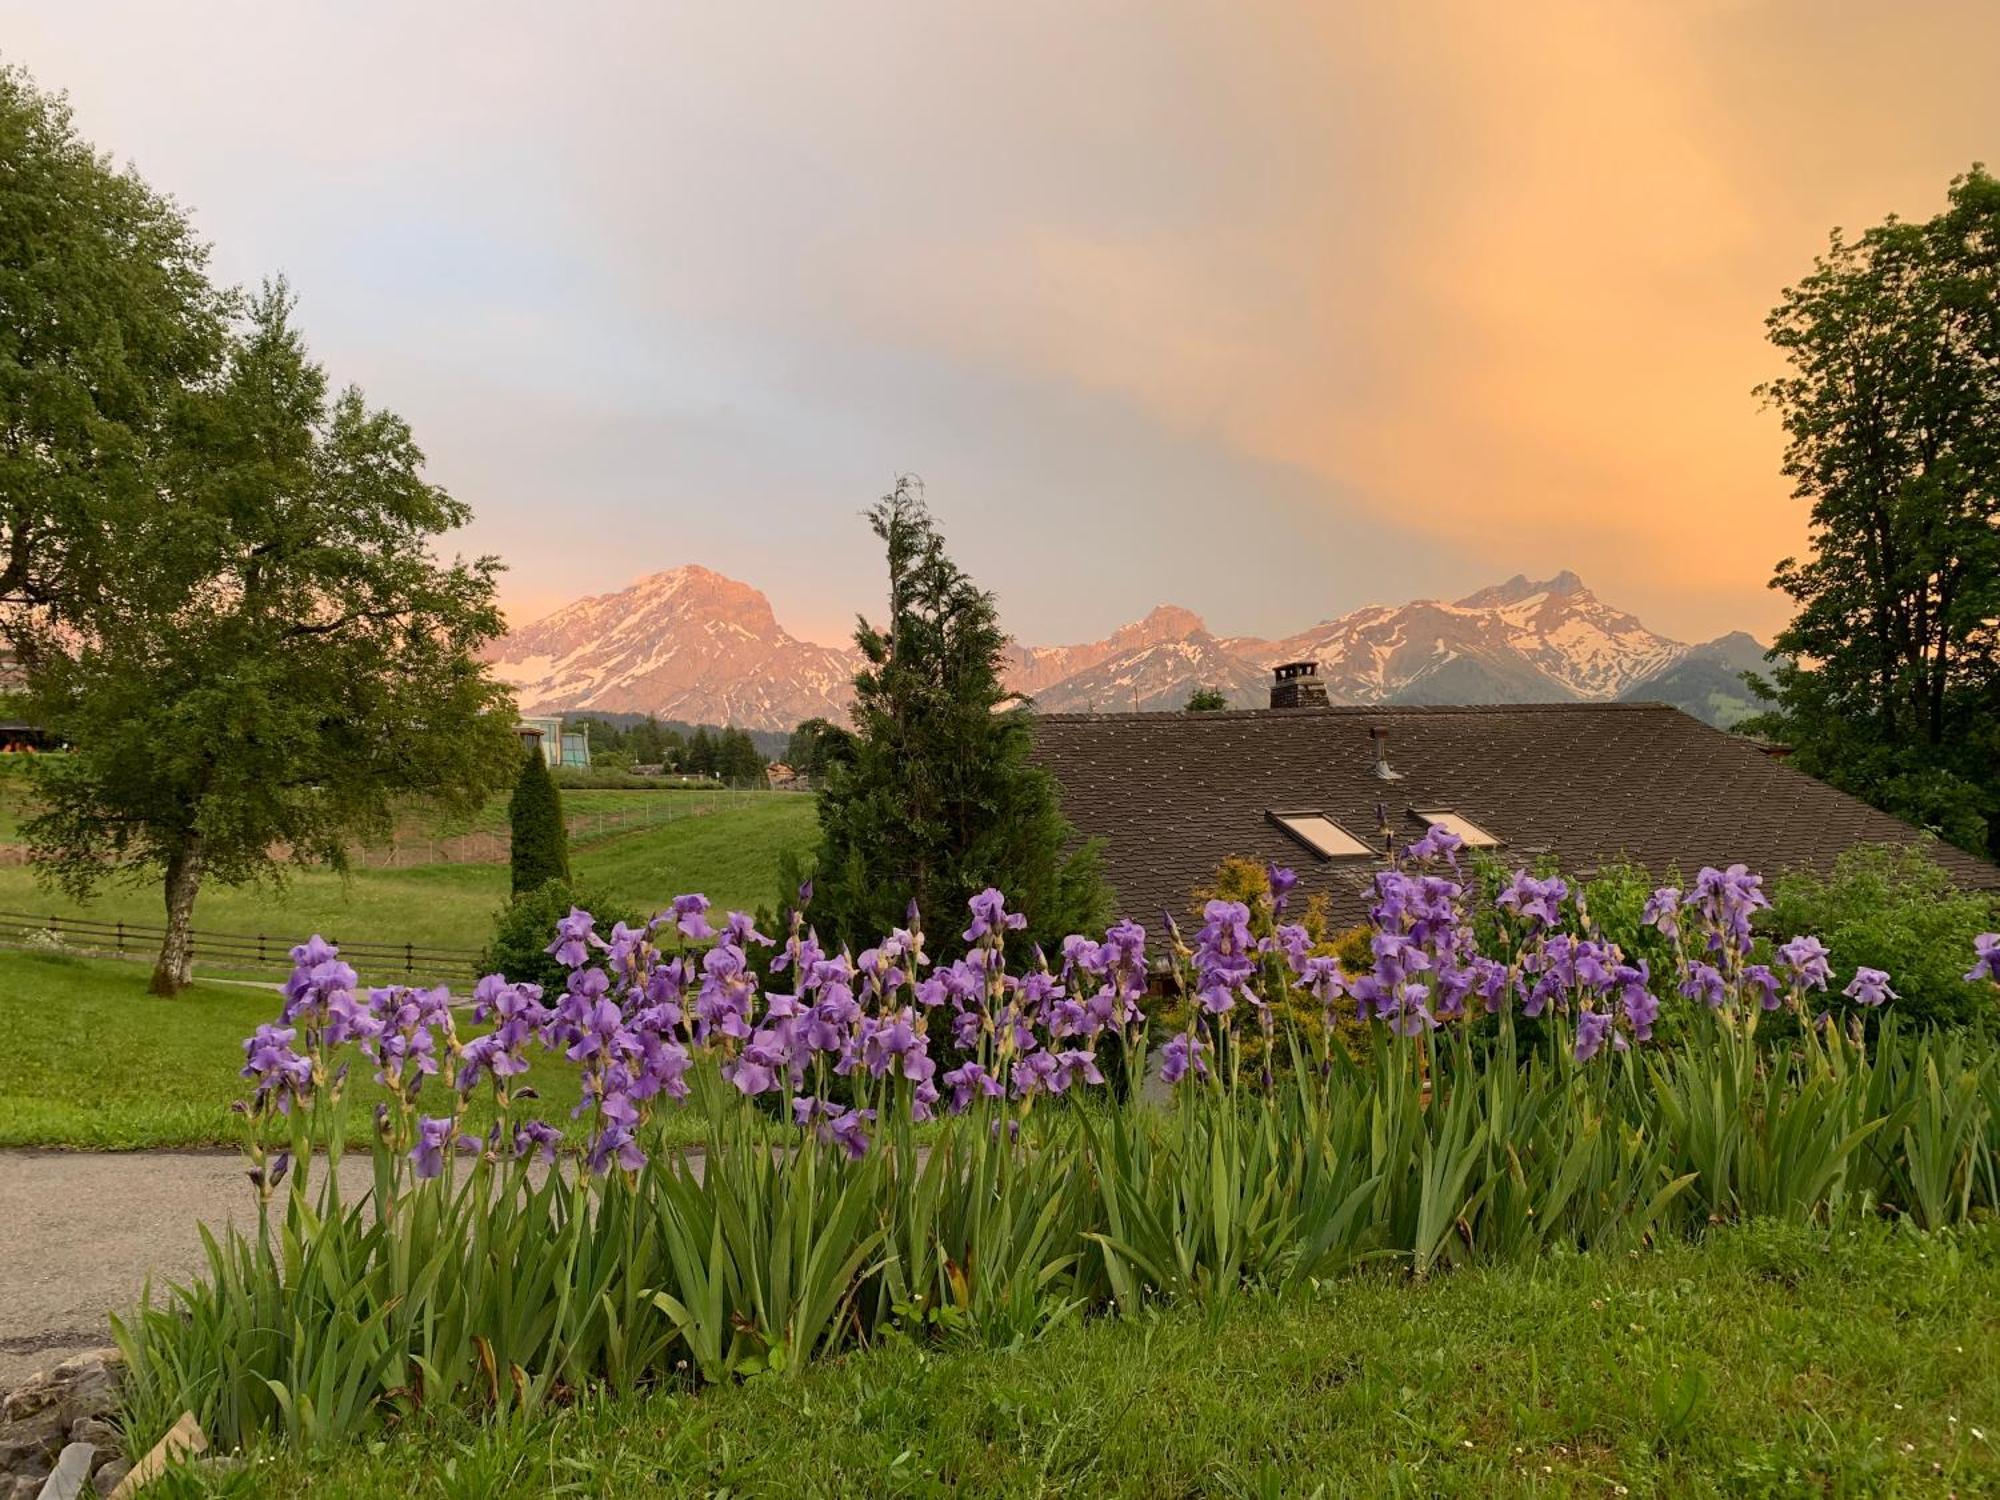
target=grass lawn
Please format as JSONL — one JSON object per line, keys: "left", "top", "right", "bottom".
{"left": 0, "top": 794, "right": 819, "bottom": 1147}
{"left": 160, "top": 1220, "right": 1999, "bottom": 1498}
{"left": 0, "top": 951, "right": 599, "bottom": 1148}
{"left": 0, "top": 793, "right": 818, "bottom": 959}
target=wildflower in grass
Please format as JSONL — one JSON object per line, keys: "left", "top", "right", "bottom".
{"left": 1966, "top": 934, "right": 2000, "bottom": 983}
{"left": 1842, "top": 966, "right": 1897, "bottom": 1007}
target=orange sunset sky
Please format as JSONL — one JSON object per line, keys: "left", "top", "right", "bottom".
{"left": 6, "top": 2, "right": 1998, "bottom": 646}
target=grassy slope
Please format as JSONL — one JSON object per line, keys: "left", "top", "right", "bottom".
{"left": 172, "top": 1221, "right": 1999, "bottom": 1498}
{"left": 0, "top": 953, "right": 587, "bottom": 1148}
{"left": 0, "top": 794, "right": 817, "bottom": 955}
{"left": 0, "top": 796, "right": 820, "bottom": 1147}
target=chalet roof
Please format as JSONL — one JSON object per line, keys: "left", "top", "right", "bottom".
{"left": 1027, "top": 702, "right": 2000, "bottom": 926}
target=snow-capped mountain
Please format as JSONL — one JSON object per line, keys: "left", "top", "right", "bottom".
{"left": 484, "top": 565, "right": 861, "bottom": 729}
{"left": 1003, "top": 605, "right": 1207, "bottom": 697}
{"left": 1252, "top": 571, "right": 1685, "bottom": 704}
{"left": 1026, "top": 625, "right": 1273, "bottom": 714}
{"left": 489, "top": 565, "right": 1758, "bottom": 731}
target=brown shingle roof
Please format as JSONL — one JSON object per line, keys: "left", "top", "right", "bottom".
{"left": 1028, "top": 703, "right": 2000, "bottom": 926}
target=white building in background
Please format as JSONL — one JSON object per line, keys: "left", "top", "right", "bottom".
{"left": 515, "top": 716, "right": 592, "bottom": 770}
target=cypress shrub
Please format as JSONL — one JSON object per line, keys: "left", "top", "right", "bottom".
{"left": 508, "top": 747, "right": 570, "bottom": 897}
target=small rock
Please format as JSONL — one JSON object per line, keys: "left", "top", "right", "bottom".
{"left": 0, "top": 1405, "right": 65, "bottom": 1470}
{"left": 7, "top": 1476, "right": 49, "bottom": 1500}
{"left": 34, "top": 1440, "right": 95, "bottom": 1500}
{"left": 1, "top": 1350, "right": 123, "bottom": 1431}
{"left": 62, "top": 1422, "right": 118, "bottom": 1462}
{"left": 87, "top": 1461, "right": 128, "bottom": 1499}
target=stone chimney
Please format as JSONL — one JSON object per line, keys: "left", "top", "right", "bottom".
{"left": 1269, "top": 660, "right": 1328, "bottom": 709}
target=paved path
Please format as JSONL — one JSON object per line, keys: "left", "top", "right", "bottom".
{"left": 0, "top": 1150, "right": 377, "bottom": 1387}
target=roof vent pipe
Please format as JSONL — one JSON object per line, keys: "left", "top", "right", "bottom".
{"left": 1370, "top": 725, "right": 1404, "bottom": 781}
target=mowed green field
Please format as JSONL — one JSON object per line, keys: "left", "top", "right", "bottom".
{"left": 0, "top": 796, "right": 817, "bottom": 1147}
{"left": 0, "top": 792, "right": 818, "bottom": 957}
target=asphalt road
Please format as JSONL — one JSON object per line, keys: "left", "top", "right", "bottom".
{"left": 0, "top": 1150, "right": 378, "bottom": 1387}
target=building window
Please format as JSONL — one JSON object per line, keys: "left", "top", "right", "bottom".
{"left": 1267, "top": 810, "right": 1371, "bottom": 860}
{"left": 1413, "top": 808, "right": 1500, "bottom": 847}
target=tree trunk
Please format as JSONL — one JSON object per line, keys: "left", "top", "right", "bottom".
{"left": 149, "top": 840, "right": 203, "bottom": 996}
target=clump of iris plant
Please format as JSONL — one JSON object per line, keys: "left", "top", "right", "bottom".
{"left": 234, "top": 864, "right": 1987, "bottom": 1205}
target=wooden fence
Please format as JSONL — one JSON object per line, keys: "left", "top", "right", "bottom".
{"left": 0, "top": 908, "right": 484, "bottom": 981}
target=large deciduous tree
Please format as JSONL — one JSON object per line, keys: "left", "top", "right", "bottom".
{"left": 799, "top": 479, "right": 1106, "bottom": 953}
{"left": 24, "top": 286, "right": 521, "bottom": 992}
{"left": 0, "top": 65, "right": 227, "bottom": 635}
{"left": 1746, "top": 165, "right": 2000, "bottom": 858}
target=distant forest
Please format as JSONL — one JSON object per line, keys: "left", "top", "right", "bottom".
{"left": 563, "top": 712, "right": 789, "bottom": 772}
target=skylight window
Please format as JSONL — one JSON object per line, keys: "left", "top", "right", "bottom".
{"left": 1414, "top": 809, "right": 1500, "bottom": 847}
{"left": 1267, "top": 810, "right": 1371, "bottom": 860}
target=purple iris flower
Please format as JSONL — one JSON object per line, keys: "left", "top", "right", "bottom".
{"left": 1678, "top": 961, "right": 1727, "bottom": 1009}
{"left": 1160, "top": 1032, "right": 1209, "bottom": 1085}
{"left": 240, "top": 1024, "right": 314, "bottom": 1113}
{"left": 963, "top": 888, "right": 1027, "bottom": 944}
{"left": 1193, "top": 899, "right": 1257, "bottom": 1011}
{"left": 1614, "top": 963, "right": 1659, "bottom": 1040}
{"left": 670, "top": 893, "right": 715, "bottom": 941}
{"left": 1641, "top": 887, "right": 1682, "bottom": 940}
{"left": 1777, "top": 935, "right": 1833, "bottom": 992}
{"left": 1842, "top": 966, "right": 1897, "bottom": 1007}
{"left": 1496, "top": 871, "right": 1568, "bottom": 930}
{"left": 1743, "top": 964, "right": 1782, "bottom": 1012}
{"left": 546, "top": 907, "right": 600, "bottom": 968}
{"left": 1267, "top": 864, "right": 1299, "bottom": 913}
{"left": 410, "top": 1114, "right": 456, "bottom": 1179}
{"left": 1966, "top": 934, "right": 2000, "bottom": 984}
{"left": 512, "top": 1119, "right": 561, "bottom": 1164}
{"left": 942, "top": 1061, "right": 1005, "bottom": 1113}
{"left": 796, "top": 1098, "right": 875, "bottom": 1160}
{"left": 1690, "top": 865, "right": 1769, "bottom": 953}
{"left": 1404, "top": 825, "right": 1463, "bottom": 867}
{"left": 1573, "top": 1009, "right": 1617, "bottom": 1063}
{"left": 587, "top": 1122, "right": 647, "bottom": 1175}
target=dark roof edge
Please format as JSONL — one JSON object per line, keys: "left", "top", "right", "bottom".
{"left": 1029, "top": 701, "right": 1685, "bottom": 725}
